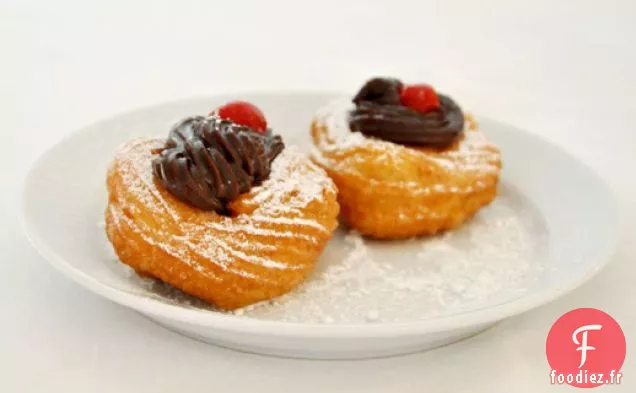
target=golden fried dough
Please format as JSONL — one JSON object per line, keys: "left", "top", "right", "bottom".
{"left": 105, "top": 138, "right": 339, "bottom": 310}
{"left": 311, "top": 100, "right": 501, "bottom": 239}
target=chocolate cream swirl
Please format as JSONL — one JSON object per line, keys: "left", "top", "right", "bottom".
{"left": 152, "top": 116, "right": 284, "bottom": 213}
{"left": 348, "top": 78, "right": 464, "bottom": 148}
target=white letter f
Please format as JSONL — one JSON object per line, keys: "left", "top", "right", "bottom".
{"left": 573, "top": 324, "right": 602, "bottom": 368}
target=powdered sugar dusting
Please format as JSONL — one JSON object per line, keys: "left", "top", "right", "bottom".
{"left": 311, "top": 99, "right": 501, "bottom": 194}
{"left": 108, "top": 139, "right": 335, "bottom": 280}
{"left": 105, "top": 153, "right": 547, "bottom": 324}
{"left": 249, "top": 145, "right": 334, "bottom": 215}
{"left": 234, "top": 186, "right": 547, "bottom": 323}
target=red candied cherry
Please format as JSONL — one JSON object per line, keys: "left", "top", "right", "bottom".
{"left": 212, "top": 101, "right": 268, "bottom": 133}
{"left": 400, "top": 84, "right": 440, "bottom": 113}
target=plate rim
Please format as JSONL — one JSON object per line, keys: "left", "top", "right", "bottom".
{"left": 19, "top": 91, "right": 620, "bottom": 338}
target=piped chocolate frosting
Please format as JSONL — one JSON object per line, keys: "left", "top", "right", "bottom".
{"left": 152, "top": 116, "right": 284, "bottom": 213}
{"left": 348, "top": 77, "right": 464, "bottom": 148}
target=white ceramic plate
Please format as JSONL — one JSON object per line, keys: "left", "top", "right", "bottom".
{"left": 21, "top": 92, "right": 618, "bottom": 359}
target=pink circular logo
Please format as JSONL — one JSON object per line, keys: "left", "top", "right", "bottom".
{"left": 546, "top": 308, "right": 626, "bottom": 388}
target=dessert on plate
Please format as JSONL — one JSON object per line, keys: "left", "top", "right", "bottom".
{"left": 311, "top": 77, "right": 502, "bottom": 239}
{"left": 105, "top": 101, "right": 339, "bottom": 310}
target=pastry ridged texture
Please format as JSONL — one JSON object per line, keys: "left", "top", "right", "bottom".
{"left": 310, "top": 99, "right": 501, "bottom": 239}
{"left": 105, "top": 138, "right": 339, "bottom": 310}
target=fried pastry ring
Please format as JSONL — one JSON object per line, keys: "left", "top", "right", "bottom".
{"left": 105, "top": 138, "right": 339, "bottom": 310}
{"left": 311, "top": 100, "right": 501, "bottom": 239}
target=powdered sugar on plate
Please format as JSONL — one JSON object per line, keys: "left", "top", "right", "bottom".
{"left": 234, "top": 184, "right": 547, "bottom": 323}
{"left": 104, "top": 182, "right": 547, "bottom": 324}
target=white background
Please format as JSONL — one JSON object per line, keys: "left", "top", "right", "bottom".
{"left": 2, "top": 0, "right": 635, "bottom": 391}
